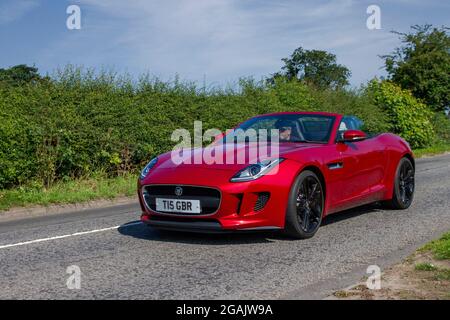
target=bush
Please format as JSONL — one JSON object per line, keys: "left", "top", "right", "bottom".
{"left": 367, "top": 80, "right": 435, "bottom": 148}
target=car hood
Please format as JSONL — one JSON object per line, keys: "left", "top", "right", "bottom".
{"left": 157, "top": 142, "right": 319, "bottom": 171}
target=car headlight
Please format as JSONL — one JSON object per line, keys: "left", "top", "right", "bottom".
{"left": 140, "top": 157, "right": 158, "bottom": 180}
{"left": 230, "top": 158, "right": 284, "bottom": 182}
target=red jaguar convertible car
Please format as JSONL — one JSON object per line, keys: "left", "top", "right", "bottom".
{"left": 138, "top": 112, "right": 415, "bottom": 239}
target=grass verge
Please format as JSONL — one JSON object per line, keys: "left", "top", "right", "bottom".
{"left": 419, "top": 231, "right": 450, "bottom": 260}
{"left": 413, "top": 142, "right": 450, "bottom": 158}
{"left": 0, "top": 174, "right": 137, "bottom": 212}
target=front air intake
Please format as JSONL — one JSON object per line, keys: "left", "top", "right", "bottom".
{"left": 143, "top": 185, "right": 221, "bottom": 215}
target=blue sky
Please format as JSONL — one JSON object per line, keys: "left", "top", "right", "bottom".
{"left": 1, "top": 0, "right": 449, "bottom": 88}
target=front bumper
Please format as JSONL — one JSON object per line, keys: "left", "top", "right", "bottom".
{"left": 138, "top": 160, "right": 300, "bottom": 232}
{"left": 141, "top": 216, "right": 281, "bottom": 233}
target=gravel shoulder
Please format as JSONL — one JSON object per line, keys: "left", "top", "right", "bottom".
{"left": 330, "top": 233, "right": 450, "bottom": 300}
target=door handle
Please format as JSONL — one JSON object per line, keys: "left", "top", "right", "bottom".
{"left": 327, "top": 162, "right": 344, "bottom": 170}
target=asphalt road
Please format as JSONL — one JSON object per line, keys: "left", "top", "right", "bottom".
{"left": 0, "top": 154, "right": 449, "bottom": 299}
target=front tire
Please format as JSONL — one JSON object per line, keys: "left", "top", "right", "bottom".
{"left": 385, "top": 157, "right": 415, "bottom": 209}
{"left": 284, "top": 170, "right": 324, "bottom": 239}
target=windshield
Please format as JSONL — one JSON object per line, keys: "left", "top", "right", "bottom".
{"left": 227, "top": 114, "right": 336, "bottom": 143}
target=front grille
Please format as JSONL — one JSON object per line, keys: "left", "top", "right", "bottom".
{"left": 254, "top": 192, "right": 270, "bottom": 211}
{"left": 143, "top": 185, "right": 221, "bottom": 215}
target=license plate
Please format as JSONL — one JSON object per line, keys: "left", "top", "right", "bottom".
{"left": 155, "top": 198, "right": 201, "bottom": 214}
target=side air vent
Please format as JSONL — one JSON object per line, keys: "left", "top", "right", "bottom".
{"left": 254, "top": 192, "right": 270, "bottom": 212}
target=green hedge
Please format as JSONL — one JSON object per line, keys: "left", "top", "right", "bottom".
{"left": 431, "top": 112, "right": 450, "bottom": 143}
{"left": 0, "top": 70, "right": 443, "bottom": 189}
{"left": 367, "top": 80, "right": 435, "bottom": 149}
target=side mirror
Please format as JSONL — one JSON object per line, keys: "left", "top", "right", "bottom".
{"left": 340, "top": 130, "right": 367, "bottom": 142}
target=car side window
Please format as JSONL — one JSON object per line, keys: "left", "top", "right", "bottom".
{"left": 337, "top": 116, "right": 364, "bottom": 140}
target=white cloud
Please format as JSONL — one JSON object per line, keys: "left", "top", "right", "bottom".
{"left": 65, "top": 0, "right": 363, "bottom": 80}
{"left": 35, "top": 0, "right": 445, "bottom": 87}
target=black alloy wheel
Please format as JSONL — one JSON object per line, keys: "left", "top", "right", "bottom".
{"left": 284, "top": 170, "right": 324, "bottom": 239}
{"left": 296, "top": 176, "right": 323, "bottom": 233}
{"left": 398, "top": 159, "right": 415, "bottom": 206}
{"left": 385, "top": 157, "right": 415, "bottom": 209}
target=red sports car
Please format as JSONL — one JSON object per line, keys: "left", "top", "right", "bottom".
{"left": 138, "top": 112, "right": 415, "bottom": 239}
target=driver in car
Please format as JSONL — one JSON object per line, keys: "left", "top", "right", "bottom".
{"left": 275, "top": 120, "right": 294, "bottom": 142}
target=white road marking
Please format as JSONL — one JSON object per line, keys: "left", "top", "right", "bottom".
{"left": 0, "top": 221, "right": 143, "bottom": 250}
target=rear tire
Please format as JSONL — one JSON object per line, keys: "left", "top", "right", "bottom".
{"left": 284, "top": 170, "right": 324, "bottom": 239}
{"left": 385, "top": 157, "right": 415, "bottom": 209}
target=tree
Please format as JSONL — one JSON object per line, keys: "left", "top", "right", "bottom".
{"left": 272, "top": 47, "right": 351, "bottom": 89}
{"left": 0, "top": 64, "right": 42, "bottom": 85}
{"left": 381, "top": 25, "right": 450, "bottom": 111}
